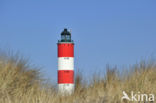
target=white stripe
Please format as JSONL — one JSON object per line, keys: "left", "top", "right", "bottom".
{"left": 58, "top": 57, "right": 74, "bottom": 70}
{"left": 58, "top": 84, "right": 74, "bottom": 94}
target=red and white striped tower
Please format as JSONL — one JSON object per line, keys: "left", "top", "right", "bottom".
{"left": 57, "top": 28, "right": 74, "bottom": 94}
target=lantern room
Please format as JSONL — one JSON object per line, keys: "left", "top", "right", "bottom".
{"left": 59, "top": 28, "right": 73, "bottom": 43}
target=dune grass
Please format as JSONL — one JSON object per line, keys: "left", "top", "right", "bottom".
{"left": 0, "top": 52, "right": 155, "bottom": 103}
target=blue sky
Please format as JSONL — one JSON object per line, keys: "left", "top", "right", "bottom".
{"left": 0, "top": 0, "right": 156, "bottom": 82}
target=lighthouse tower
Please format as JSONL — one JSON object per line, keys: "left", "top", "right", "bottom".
{"left": 57, "top": 28, "right": 74, "bottom": 94}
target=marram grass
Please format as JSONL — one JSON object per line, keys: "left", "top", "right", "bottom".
{"left": 0, "top": 53, "right": 155, "bottom": 103}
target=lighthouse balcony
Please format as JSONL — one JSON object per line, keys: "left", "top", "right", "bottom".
{"left": 58, "top": 40, "right": 74, "bottom": 43}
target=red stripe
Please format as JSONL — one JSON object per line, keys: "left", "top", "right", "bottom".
{"left": 58, "top": 70, "right": 74, "bottom": 83}
{"left": 58, "top": 43, "right": 74, "bottom": 57}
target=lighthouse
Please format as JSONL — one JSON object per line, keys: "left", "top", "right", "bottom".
{"left": 57, "top": 28, "right": 74, "bottom": 94}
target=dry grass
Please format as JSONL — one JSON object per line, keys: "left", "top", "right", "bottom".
{"left": 0, "top": 52, "right": 155, "bottom": 103}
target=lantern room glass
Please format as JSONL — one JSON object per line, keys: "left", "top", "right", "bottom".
{"left": 61, "top": 35, "right": 71, "bottom": 42}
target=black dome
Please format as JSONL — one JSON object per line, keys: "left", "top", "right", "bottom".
{"left": 61, "top": 28, "right": 71, "bottom": 35}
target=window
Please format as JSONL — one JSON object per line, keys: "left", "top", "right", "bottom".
{"left": 61, "top": 35, "right": 65, "bottom": 40}
{"left": 66, "top": 35, "right": 71, "bottom": 41}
